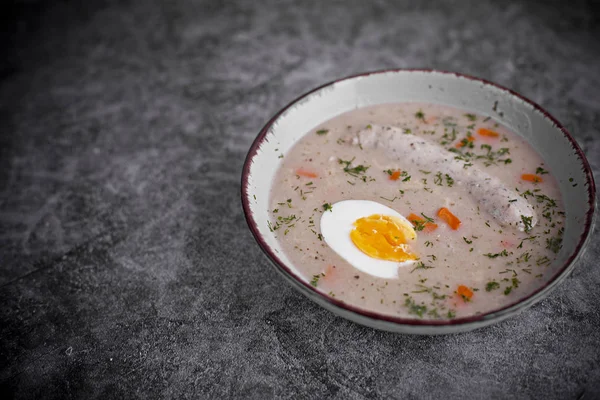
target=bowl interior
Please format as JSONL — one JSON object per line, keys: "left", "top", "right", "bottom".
{"left": 243, "top": 70, "right": 595, "bottom": 332}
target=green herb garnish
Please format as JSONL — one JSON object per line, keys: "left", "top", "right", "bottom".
{"left": 411, "top": 261, "right": 435, "bottom": 273}
{"left": 536, "top": 256, "right": 551, "bottom": 266}
{"left": 445, "top": 174, "right": 454, "bottom": 187}
{"left": 380, "top": 196, "right": 397, "bottom": 202}
{"left": 546, "top": 236, "right": 563, "bottom": 254}
{"left": 404, "top": 297, "right": 427, "bottom": 317}
{"left": 338, "top": 157, "right": 370, "bottom": 177}
{"left": 421, "top": 213, "right": 435, "bottom": 223}
{"left": 412, "top": 220, "right": 426, "bottom": 232}
{"left": 521, "top": 215, "right": 533, "bottom": 233}
{"left": 536, "top": 166, "right": 548, "bottom": 175}
{"left": 483, "top": 249, "right": 509, "bottom": 258}
{"left": 310, "top": 273, "right": 325, "bottom": 287}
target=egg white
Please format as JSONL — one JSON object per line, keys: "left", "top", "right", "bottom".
{"left": 320, "top": 200, "right": 417, "bottom": 279}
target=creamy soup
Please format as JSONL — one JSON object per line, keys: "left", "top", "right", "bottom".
{"left": 269, "top": 103, "right": 565, "bottom": 320}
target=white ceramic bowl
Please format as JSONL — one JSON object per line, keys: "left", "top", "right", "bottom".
{"left": 241, "top": 69, "right": 596, "bottom": 334}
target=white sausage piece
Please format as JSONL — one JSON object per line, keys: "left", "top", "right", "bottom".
{"left": 355, "top": 125, "right": 537, "bottom": 232}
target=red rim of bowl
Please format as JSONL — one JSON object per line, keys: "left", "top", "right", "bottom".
{"left": 241, "top": 68, "right": 597, "bottom": 327}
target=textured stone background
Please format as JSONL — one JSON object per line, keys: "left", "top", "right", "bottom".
{"left": 1, "top": 0, "right": 599, "bottom": 398}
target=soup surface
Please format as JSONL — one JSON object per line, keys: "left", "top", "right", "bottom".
{"left": 269, "top": 103, "right": 565, "bottom": 320}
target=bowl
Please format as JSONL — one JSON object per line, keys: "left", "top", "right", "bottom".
{"left": 241, "top": 69, "right": 596, "bottom": 334}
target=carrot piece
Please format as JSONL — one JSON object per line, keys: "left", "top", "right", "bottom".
{"left": 521, "top": 173, "right": 543, "bottom": 183}
{"left": 423, "top": 223, "right": 438, "bottom": 233}
{"left": 437, "top": 207, "right": 461, "bottom": 230}
{"left": 389, "top": 170, "right": 402, "bottom": 181}
{"left": 478, "top": 128, "right": 500, "bottom": 138}
{"left": 457, "top": 285, "right": 474, "bottom": 302}
{"left": 407, "top": 213, "right": 420, "bottom": 221}
{"left": 296, "top": 168, "right": 318, "bottom": 178}
{"left": 455, "top": 136, "right": 475, "bottom": 148}
{"left": 407, "top": 213, "right": 438, "bottom": 232}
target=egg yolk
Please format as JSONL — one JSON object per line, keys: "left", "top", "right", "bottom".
{"left": 350, "top": 214, "right": 418, "bottom": 262}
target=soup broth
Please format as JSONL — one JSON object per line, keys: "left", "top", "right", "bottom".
{"left": 269, "top": 103, "right": 565, "bottom": 320}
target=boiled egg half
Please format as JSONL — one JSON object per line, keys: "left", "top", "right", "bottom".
{"left": 320, "top": 200, "right": 418, "bottom": 279}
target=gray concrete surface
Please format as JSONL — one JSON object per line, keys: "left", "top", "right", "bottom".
{"left": 1, "top": 0, "right": 599, "bottom": 398}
